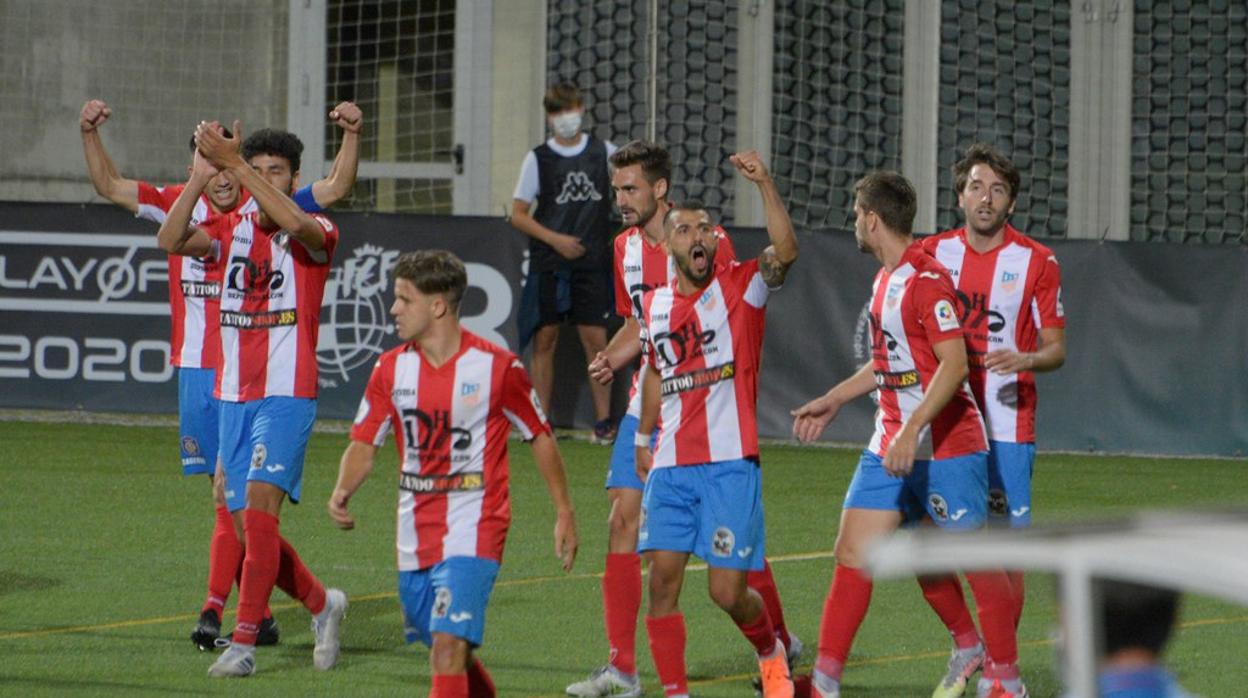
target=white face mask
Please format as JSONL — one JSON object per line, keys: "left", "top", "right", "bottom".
{"left": 551, "top": 111, "right": 583, "bottom": 139}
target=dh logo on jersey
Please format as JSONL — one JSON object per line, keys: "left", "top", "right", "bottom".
{"left": 555, "top": 171, "right": 603, "bottom": 204}
{"left": 400, "top": 408, "right": 473, "bottom": 455}
{"left": 650, "top": 320, "right": 716, "bottom": 368}
{"left": 955, "top": 290, "right": 1006, "bottom": 333}
{"left": 432, "top": 587, "right": 452, "bottom": 619}
{"left": 226, "top": 256, "right": 285, "bottom": 294}
{"left": 711, "top": 527, "right": 736, "bottom": 557}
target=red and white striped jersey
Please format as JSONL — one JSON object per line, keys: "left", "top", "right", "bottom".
{"left": 613, "top": 225, "right": 736, "bottom": 418}
{"left": 640, "top": 258, "right": 769, "bottom": 468}
{"left": 866, "top": 244, "right": 987, "bottom": 460}
{"left": 204, "top": 212, "right": 338, "bottom": 402}
{"left": 350, "top": 331, "right": 552, "bottom": 570}
{"left": 920, "top": 225, "right": 1065, "bottom": 443}
{"left": 136, "top": 182, "right": 254, "bottom": 369}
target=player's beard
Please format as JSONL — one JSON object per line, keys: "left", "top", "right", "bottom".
{"left": 965, "top": 204, "right": 1010, "bottom": 238}
{"left": 676, "top": 243, "right": 715, "bottom": 285}
{"left": 623, "top": 198, "right": 657, "bottom": 228}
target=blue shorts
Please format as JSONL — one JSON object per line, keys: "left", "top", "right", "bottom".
{"left": 605, "top": 414, "right": 653, "bottom": 491}
{"left": 399, "top": 556, "right": 500, "bottom": 648}
{"left": 638, "top": 459, "right": 766, "bottom": 570}
{"left": 178, "top": 367, "right": 219, "bottom": 476}
{"left": 844, "top": 449, "right": 989, "bottom": 531}
{"left": 987, "top": 440, "right": 1035, "bottom": 528}
{"left": 218, "top": 397, "right": 316, "bottom": 512}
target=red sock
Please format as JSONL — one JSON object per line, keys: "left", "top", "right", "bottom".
{"left": 736, "top": 603, "right": 778, "bottom": 656}
{"left": 202, "top": 505, "right": 241, "bottom": 616}
{"left": 646, "top": 613, "right": 688, "bottom": 697}
{"left": 917, "top": 574, "right": 980, "bottom": 648}
{"left": 748, "top": 559, "right": 791, "bottom": 651}
{"left": 235, "top": 509, "right": 281, "bottom": 646}
{"left": 815, "top": 564, "right": 873, "bottom": 680}
{"left": 602, "top": 552, "right": 642, "bottom": 674}
{"left": 467, "top": 657, "right": 496, "bottom": 698}
{"left": 431, "top": 673, "right": 469, "bottom": 698}
{"left": 965, "top": 571, "right": 1018, "bottom": 666}
{"left": 1008, "top": 570, "right": 1026, "bottom": 629}
{"left": 274, "top": 535, "right": 326, "bottom": 615}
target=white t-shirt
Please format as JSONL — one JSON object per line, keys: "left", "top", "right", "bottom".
{"left": 512, "top": 133, "right": 619, "bottom": 204}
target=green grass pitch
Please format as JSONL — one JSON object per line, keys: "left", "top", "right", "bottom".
{"left": 1, "top": 419, "right": 1244, "bottom": 696}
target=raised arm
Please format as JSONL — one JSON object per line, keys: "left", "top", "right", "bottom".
{"left": 197, "top": 120, "right": 326, "bottom": 251}
{"left": 529, "top": 432, "right": 578, "bottom": 572}
{"left": 310, "top": 101, "right": 363, "bottom": 209}
{"left": 730, "top": 150, "right": 798, "bottom": 288}
{"left": 156, "top": 150, "right": 216, "bottom": 257}
{"left": 328, "top": 440, "right": 378, "bottom": 531}
{"left": 80, "top": 100, "right": 140, "bottom": 212}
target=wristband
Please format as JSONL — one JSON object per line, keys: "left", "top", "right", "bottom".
{"left": 634, "top": 431, "right": 652, "bottom": 449}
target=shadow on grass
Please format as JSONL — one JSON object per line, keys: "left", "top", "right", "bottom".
{"left": 0, "top": 570, "right": 61, "bottom": 595}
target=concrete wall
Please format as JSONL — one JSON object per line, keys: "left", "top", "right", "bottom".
{"left": 489, "top": 0, "right": 546, "bottom": 215}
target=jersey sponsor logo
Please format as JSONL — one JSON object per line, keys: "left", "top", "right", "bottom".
{"left": 179, "top": 280, "right": 221, "bottom": 298}
{"left": 660, "top": 362, "right": 735, "bottom": 396}
{"left": 650, "top": 320, "right": 717, "bottom": 368}
{"left": 954, "top": 290, "right": 1006, "bottom": 334}
{"left": 711, "top": 526, "right": 735, "bottom": 557}
{"left": 996, "top": 381, "right": 1019, "bottom": 408}
{"left": 874, "top": 369, "right": 919, "bottom": 391}
{"left": 629, "top": 282, "right": 653, "bottom": 319}
{"left": 225, "top": 256, "right": 286, "bottom": 294}
{"left": 554, "top": 171, "right": 604, "bottom": 204}
{"left": 219, "top": 309, "right": 297, "bottom": 329}
{"left": 399, "top": 471, "right": 485, "bottom": 494}
{"left": 934, "top": 299, "right": 959, "bottom": 332}
{"left": 400, "top": 408, "right": 473, "bottom": 456}
{"left": 432, "top": 587, "right": 452, "bottom": 618}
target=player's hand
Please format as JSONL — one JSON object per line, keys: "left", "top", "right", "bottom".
{"left": 588, "top": 351, "right": 615, "bottom": 385}
{"left": 330, "top": 101, "right": 363, "bottom": 133}
{"left": 790, "top": 394, "right": 841, "bottom": 443}
{"left": 80, "top": 100, "right": 111, "bottom": 132}
{"left": 549, "top": 232, "right": 587, "bottom": 260}
{"left": 729, "top": 150, "right": 771, "bottom": 183}
{"left": 984, "top": 349, "right": 1033, "bottom": 375}
{"left": 635, "top": 445, "right": 653, "bottom": 483}
{"left": 554, "top": 508, "right": 578, "bottom": 572}
{"left": 882, "top": 425, "right": 918, "bottom": 477}
{"left": 195, "top": 120, "right": 245, "bottom": 170}
{"left": 327, "top": 488, "right": 355, "bottom": 530}
{"left": 190, "top": 147, "right": 221, "bottom": 181}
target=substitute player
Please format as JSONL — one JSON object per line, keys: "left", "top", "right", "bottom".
{"left": 567, "top": 141, "right": 799, "bottom": 698}
{"left": 158, "top": 121, "right": 347, "bottom": 677}
{"left": 79, "top": 98, "right": 362, "bottom": 650}
{"left": 790, "top": 171, "right": 1024, "bottom": 698}
{"left": 916, "top": 143, "right": 1065, "bottom": 698}
{"left": 633, "top": 150, "right": 798, "bottom": 698}
{"left": 328, "top": 250, "right": 579, "bottom": 698}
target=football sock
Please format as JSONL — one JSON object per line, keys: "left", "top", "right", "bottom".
{"left": 602, "top": 552, "right": 642, "bottom": 674}
{"left": 917, "top": 573, "right": 981, "bottom": 648}
{"left": 202, "top": 504, "right": 240, "bottom": 616}
{"left": 431, "top": 673, "right": 469, "bottom": 698}
{"left": 735, "top": 603, "right": 778, "bottom": 656}
{"left": 274, "top": 535, "right": 326, "bottom": 615}
{"left": 748, "top": 559, "right": 792, "bottom": 652}
{"left": 234, "top": 509, "right": 281, "bottom": 647}
{"left": 467, "top": 657, "right": 496, "bottom": 698}
{"left": 815, "top": 564, "right": 873, "bottom": 681}
{"left": 965, "top": 570, "right": 1019, "bottom": 666}
{"left": 982, "top": 660, "right": 1022, "bottom": 681}
{"left": 1007, "top": 570, "right": 1026, "bottom": 629}
{"left": 646, "top": 613, "right": 688, "bottom": 697}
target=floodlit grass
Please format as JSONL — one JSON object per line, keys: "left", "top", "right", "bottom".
{"left": 1, "top": 420, "right": 1244, "bottom": 696}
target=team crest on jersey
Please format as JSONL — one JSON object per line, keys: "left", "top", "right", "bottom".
{"left": 460, "top": 382, "right": 481, "bottom": 407}
{"left": 885, "top": 281, "right": 903, "bottom": 309}
{"left": 432, "top": 587, "right": 452, "bottom": 619}
{"left": 1000, "top": 271, "right": 1020, "bottom": 294}
{"left": 988, "top": 488, "right": 1009, "bottom": 518}
{"left": 250, "top": 443, "right": 268, "bottom": 470}
{"left": 928, "top": 494, "right": 950, "bottom": 522}
{"left": 638, "top": 505, "right": 648, "bottom": 541}
{"left": 181, "top": 436, "right": 200, "bottom": 457}
{"left": 934, "top": 299, "right": 959, "bottom": 331}
{"left": 711, "top": 527, "right": 735, "bottom": 557}
{"left": 698, "top": 287, "right": 718, "bottom": 311}
{"left": 555, "top": 171, "right": 603, "bottom": 204}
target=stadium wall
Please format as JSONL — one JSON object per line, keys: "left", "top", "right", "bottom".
{"left": 0, "top": 203, "right": 1243, "bottom": 458}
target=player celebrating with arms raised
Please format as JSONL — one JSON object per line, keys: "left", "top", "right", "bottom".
{"left": 328, "top": 250, "right": 578, "bottom": 698}
{"left": 791, "top": 171, "right": 1024, "bottom": 698}
{"left": 634, "top": 150, "right": 798, "bottom": 698}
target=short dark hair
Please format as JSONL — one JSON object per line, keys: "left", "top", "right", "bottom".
{"left": 241, "top": 128, "right": 304, "bottom": 174}
{"left": 609, "top": 140, "right": 672, "bottom": 187}
{"left": 853, "top": 171, "right": 917, "bottom": 235}
{"left": 952, "top": 142, "right": 1021, "bottom": 202}
{"left": 1098, "top": 579, "right": 1180, "bottom": 656}
{"left": 543, "top": 82, "right": 584, "bottom": 114}
{"left": 664, "top": 199, "right": 710, "bottom": 227}
{"left": 392, "top": 250, "right": 467, "bottom": 311}
{"left": 187, "top": 125, "right": 233, "bottom": 152}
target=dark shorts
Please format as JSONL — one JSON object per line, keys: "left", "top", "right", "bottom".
{"left": 535, "top": 269, "right": 612, "bottom": 328}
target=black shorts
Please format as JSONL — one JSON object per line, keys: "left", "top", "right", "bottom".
{"left": 536, "top": 269, "right": 612, "bottom": 328}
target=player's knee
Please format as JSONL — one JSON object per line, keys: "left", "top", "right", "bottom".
{"left": 533, "top": 327, "right": 559, "bottom": 354}
{"left": 429, "top": 633, "right": 470, "bottom": 674}
{"left": 606, "top": 505, "right": 639, "bottom": 544}
{"left": 707, "top": 579, "right": 746, "bottom": 613}
{"left": 833, "top": 535, "right": 866, "bottom": 568}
